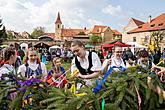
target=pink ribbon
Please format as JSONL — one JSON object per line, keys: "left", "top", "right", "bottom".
{"left": 135, "top": 85, "right": 141, "bottom": 110}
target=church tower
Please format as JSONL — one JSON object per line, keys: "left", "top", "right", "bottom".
{"left": 55, "top": 12, "right": 62, "bottom": 39}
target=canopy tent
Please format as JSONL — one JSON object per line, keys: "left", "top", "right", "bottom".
{"left": 34, "top": 42, "right": 50, "bottom": 49}
{"left": 85, "top": 44, "right": 94, "bottom": 49}
{"left": 20, "top": 43, "right": 28, "bottom": 50}
{"left": 110, "top": 41, "right": 132, "bottom": 47}
{"left": 49, "top": 45, "right": 61, "bottom": 53}
{"left": 124, "top": 42, "right": 148, "bottom": 54}
{"left": 126, "top": 42, "right": 148, "bottom": 48}
{"left": 101, "top": 41, "right": 132, "bottom": 48}
{"left": 49, "top": 45, "right": 60, "bottom": 49}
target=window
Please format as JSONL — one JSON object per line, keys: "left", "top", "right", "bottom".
{"left": 133, "top": 37, "right": 136, "bottom": 42}
{"left": 144, "top": 36, "right": 149, "bottom": 44}
{"left": 58, "top": 25, "right": 60, "bottom": 28}
{"left": 158, "top": 23, "right": 163, "bottom": 26}
{"left": 138, "top": 26, "right": 142, "bottom": 28}
{"left": 150, "top": 24, "right": 155, "bottom": 27}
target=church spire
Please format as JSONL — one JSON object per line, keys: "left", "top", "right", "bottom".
{"left": 55, "top": 12, "right": 62, "bottom": 24}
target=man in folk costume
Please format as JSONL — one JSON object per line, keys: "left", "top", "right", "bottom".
{"left": 70, "top": 41, "right": 102, "bottom": 89}
{"left": 17, "top": 48, "right": 47, "bottom": 80}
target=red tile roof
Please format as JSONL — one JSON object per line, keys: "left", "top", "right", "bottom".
{"left": 45, "top": 33, "right": 55, "bottom": 38}
{"left": 61, "top": 28, "right": 88, "bottom": 37}
{"left": 132, "top": 18, "right": 145, "bottom": 26}
{"left": 55, "top": 12, "right": 62, "bottom": 24}
{"left": 92, "top": 25, "right": 109, "bottom": 33}
{"left": 128, "top": 13, "right": 165, "bottom": 33}
{"left": 112, "top": 30, "right": 122, "bottom": 35}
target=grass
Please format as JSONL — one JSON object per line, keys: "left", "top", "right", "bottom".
{"left": 46, "top": 61, "right": 71, "bottom": 71}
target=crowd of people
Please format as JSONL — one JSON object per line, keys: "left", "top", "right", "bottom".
{"left": 0, "top": 41, "right": 165, "bottom": 99}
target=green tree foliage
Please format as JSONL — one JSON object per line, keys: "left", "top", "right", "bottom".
{"left": 78, "top": 32, "right": 86, "bottom": 35}
{"left": 89, "top": 35, "right": 102, "bottom": 45}
{"left": 0, "top": 18, "right": 7, "bottom": 43}
{"left": 31, "top": 26, "right": 45, "bottom": 39}
{"left": 7, "top": 31, "right": 15, "bottom": 40}
{"left": 151, "top": 31, "right": 165, "bottom": 48}
{"left": 1, "top": 66, "right": 165, "bottom": 109}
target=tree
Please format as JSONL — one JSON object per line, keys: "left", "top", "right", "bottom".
{"left": 78, "top": 32, "right": 86, "bottom": 35}
{"left": 150, "top": 31, "right": 165, "bottom": 49}
{"left": 0, "top": 18, "right": 7, "bottom": 43}
{"left": 31, "top": 26, "right": 45, "bottom": 39}
{"left": 6, "top": 31, "right": 15, "bottom": 40}
{"left": 89, "top": 35, "right": 102, "bottom": 45}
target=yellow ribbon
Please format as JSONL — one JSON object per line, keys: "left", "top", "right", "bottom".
{"left": 69, "top": 69, "right": 87, "bottom": 97}
{"left": 22, "top": 97, "right": 33, "bottom": 107}
{"left": 70, "top": 69, "right": 79, "bottom": 78}
{"left": 22, "top": 100, "right": 27, "bottom": 107}
{"left": 70, "top": 82, "right": 87, "bottom": 97}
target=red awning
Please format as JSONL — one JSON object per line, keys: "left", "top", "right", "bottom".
{"left": 112, "top": 41, "right": 132, "bottom": 47}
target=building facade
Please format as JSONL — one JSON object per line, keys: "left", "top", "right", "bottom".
{"left": 122, "top": 13, "right": 165, "bottom": 49}
{"left": 51, "top": 12, "right": 122, "bottom": 43}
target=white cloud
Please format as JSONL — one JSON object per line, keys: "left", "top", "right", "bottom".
{"left": 102, "top": 4, "right": 122, "bottom": 16}
{"left": 0, "top": 0, "right": 93, "bottom": 33}
{"left": 88, "top": 19, "right": 103, "bottom": 26}
{"left": 0, "top": 0, "right": 119, "bottom": 33}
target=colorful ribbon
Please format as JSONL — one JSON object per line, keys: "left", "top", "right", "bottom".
{"left": 102, "top": 97, "right": 105, "bottom": 110}
{"left": 70, "top": 69, "right": 79, "bottom": 78}
{"left": 47, "top": 69, "right": 70, "bottom": 87}
{"left": 135, "top": 85, "right": 141, "bottom": 110}
{"left": 93, "top": 66, "right": 126, "bottom": 93}
{"left": 69, "top": 69, "right": 88, "bottom": 96}
{"left": 70, "top": 82, "right": 87, "bottom": 97}
{"left": 10, "top": 77, "right": 42, "bottom": 107}
{"left": 12, "top": 77, "right": 42, "bottom": 87}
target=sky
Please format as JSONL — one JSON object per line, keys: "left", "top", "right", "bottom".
{"left": 0, "top": 0, "right": 165, "bottom": 34}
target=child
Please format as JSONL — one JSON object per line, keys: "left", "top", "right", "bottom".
{"left": 46, "top": 57, "right": 67, "bottom": 88}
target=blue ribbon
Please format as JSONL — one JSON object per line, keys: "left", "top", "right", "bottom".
{"left": 12, "top": 77, "right": 42, "bottom": 87}
{"left": 93, "top": 66, "right": 126, "bottom": 93}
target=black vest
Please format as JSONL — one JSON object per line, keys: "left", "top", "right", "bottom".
{"left": 75, "top": 52, "right": 94, "bottom": 75}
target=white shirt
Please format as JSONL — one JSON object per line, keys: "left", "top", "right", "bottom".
{"left": 137, "top": 59, "right": 155, "bottom": 68}
{"left": 102, "top": 57, "right": 126, "bottom": 72}
{"left": 0, "top": 64, "right": 16, "bottom": 80}
{"left": 17, "top": 61, "right": 47, "bottom": 78}
{"left": 71, "top": 51, "right": 102, "bottom": 89}
{"left": 71, "top": 51, "right": 102, "bottom": 74}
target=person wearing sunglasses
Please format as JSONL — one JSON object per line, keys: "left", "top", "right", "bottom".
{"left": 102, "top": 45, "right": 126, "bottom": 74}
{"left": 70, "top": 40, "right": 102, "bottom": 89}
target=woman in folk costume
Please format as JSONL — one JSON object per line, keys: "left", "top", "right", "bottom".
{"left": 70, "top": 40, "right": 102, "bottom": 89}
{"left": 102, "top": 45, "right": 126, "bottom": 74}
{"left": 0, "top": 47, "right": 17, "bottom": 100}
{"left": 17, "top": 48, "right": 47, "bottom": 80}
{"left": 137, "top": 49, "right": 155, "bottom": 70}
{"left": 46, "top": 57, "right": 67, "bottom": 88}
{"left": 0, "top": 47, "right": 17, "bottom": 79}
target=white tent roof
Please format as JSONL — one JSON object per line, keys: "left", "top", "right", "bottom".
{"left": 20, "top": 43, "right": 28, "bottom": 49}
{"left": 126, "top": 42, "right": 148, "bottom": 48}
{"left": 49, "top": 45, "right": 60, "bottom": 49}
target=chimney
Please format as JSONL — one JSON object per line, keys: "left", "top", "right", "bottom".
{"left": 148, "top": 15, "right": 152, "bottom": 23}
